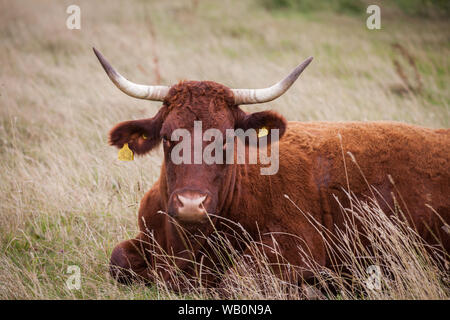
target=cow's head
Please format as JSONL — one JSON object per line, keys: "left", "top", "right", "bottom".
{"left": 94, "top": 48, "right": 312, "bottom": 225}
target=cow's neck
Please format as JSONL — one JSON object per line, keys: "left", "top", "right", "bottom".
{"left": 217, "top": 162, "right": 240, "bottom": 217}
{"left": 223, "top": 162, "right": 280, "bottom": 235}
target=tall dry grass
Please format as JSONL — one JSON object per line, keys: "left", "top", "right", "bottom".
{"left": 105, "top": 187, "right": 449, "bottom": 300}
{"left": 0, "top": 0, "right": 448, "bottom": 299}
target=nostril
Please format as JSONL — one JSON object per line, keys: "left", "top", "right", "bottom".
{"left": 175, "top": 194, "right": 183, "bottom": 207}
{"left": 200, "top": 196, "right": 209, "bottom": 209}
{"left": 199, "top": 195, "right": 207, "bottom": 210}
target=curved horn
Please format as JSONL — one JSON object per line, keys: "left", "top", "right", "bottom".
{"left": 232, "top": 57, "right": 313, "bottom": 105}
{"left": 93, "top": 47, "right": 169, "bottom": 101}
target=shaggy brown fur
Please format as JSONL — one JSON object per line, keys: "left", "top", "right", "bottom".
{"left": 108, "top": 81, "right": 450, "bottom": 289}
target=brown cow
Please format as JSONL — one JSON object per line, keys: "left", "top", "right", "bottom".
{"left": 93, "top": 48, "right": 450, "bottom": 289}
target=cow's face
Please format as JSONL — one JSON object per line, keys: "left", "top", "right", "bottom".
{"left": 94, "top": 48, "right": 311, "bottom": 225}
{"left": 109, "top": 81, "right": 286, "bottom": 224}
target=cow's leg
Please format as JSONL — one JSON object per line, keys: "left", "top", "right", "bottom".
{"left": 109, "top": 183, "right": 164, "bottom": 285}
{"left": 109, "top": 233, "right": 153, "bottom": 284}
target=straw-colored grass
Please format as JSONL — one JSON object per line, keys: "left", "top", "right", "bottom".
{"left": 0, "top": 0, "right": 448, "bottom": 299}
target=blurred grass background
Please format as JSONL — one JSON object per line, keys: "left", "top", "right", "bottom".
{"left": 260, "top": 0, "right": 450, "bottom": 17}
{"left": 0, "top": 0, "right": 448, "bottom": 299}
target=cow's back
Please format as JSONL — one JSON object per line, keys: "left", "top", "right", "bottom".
{"left": 279, "top": 121, "right": 450, "bottom": 250}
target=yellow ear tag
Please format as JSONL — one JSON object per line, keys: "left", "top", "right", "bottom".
{"left": 118, "top": 143, "right": 134, "bottom": 161}
{"left": 258, "top": 127, "right": 269, "bottom": 138}
{"left": 142, "top": 134, "right": 147, "bottom": 140}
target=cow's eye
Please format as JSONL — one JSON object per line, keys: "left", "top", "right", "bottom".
{"left": 162, "top": 136, "right": 172, "bottom": 148}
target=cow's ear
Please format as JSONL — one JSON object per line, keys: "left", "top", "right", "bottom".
{"left": 235, "top": 110, "right": 287, "bottom": 143}
{"left": 109, "top": 110, "right": 164, "bottom": 155}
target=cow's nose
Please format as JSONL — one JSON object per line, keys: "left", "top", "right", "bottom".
{"left": 172, "top": 191, "right": 211, "bottom": 222}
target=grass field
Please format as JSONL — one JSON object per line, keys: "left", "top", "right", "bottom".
{"left": 0, "top": 0, "right": 449, "bottom": 299}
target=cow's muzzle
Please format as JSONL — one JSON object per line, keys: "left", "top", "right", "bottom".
{"left": 168, "top": 189, "right": 214, "bottom": 223}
